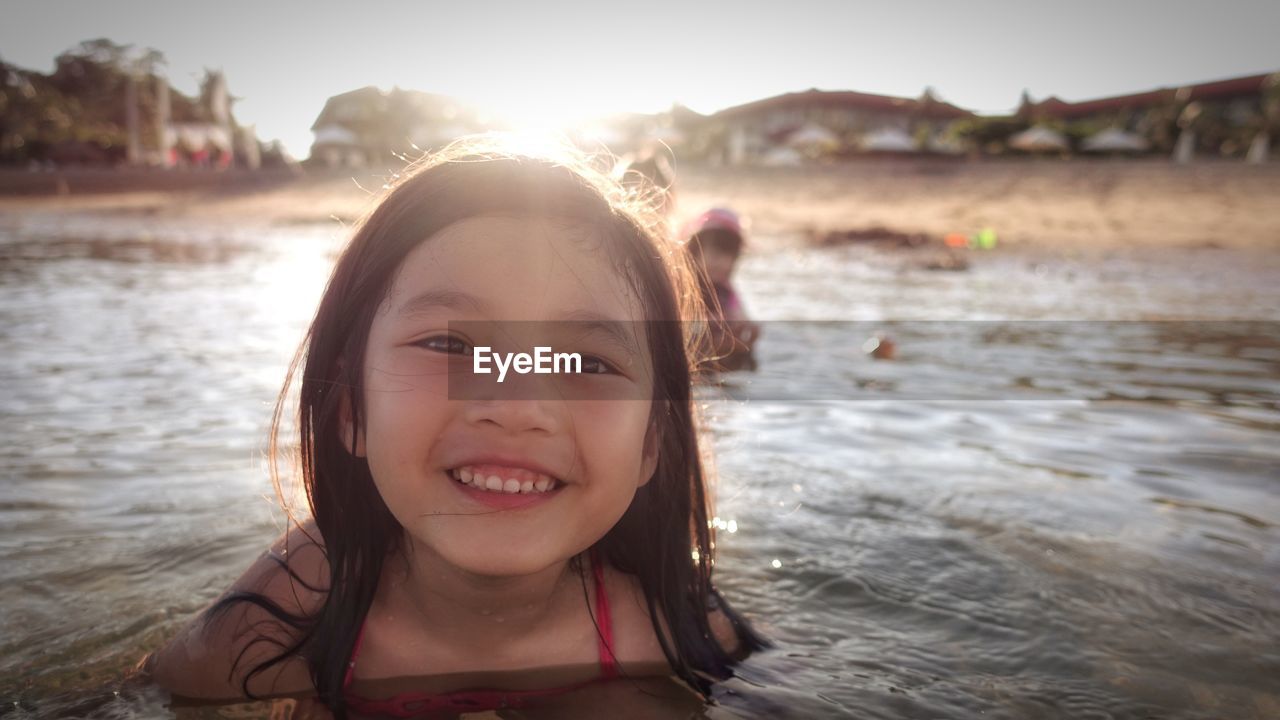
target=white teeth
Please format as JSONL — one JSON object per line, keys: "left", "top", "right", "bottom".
{"left": 452, "top": 466, "right": 562, "bottom": 495}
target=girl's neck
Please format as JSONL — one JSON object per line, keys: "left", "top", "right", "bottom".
{"left": 389, "top": 536, "right": 587, "bottom": 644}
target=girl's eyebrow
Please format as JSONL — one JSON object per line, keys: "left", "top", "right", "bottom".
{"left": 397, "top": 289, "right": 488, "bottom": 316}
{"left": 395, "top": 292, "right": 642, "bottom": 351}
{"left": 558, "top": 311, "right": 642, "bottom": 354}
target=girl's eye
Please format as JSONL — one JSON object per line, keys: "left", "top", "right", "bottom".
{"left": 414, "top": 335, "right": 474, "bottom": 355}
{"left": 579, "top": 355, "right": 616, "bottom": 375}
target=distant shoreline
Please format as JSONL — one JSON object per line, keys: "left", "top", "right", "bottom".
{"left": 2, "top": 159, "right": 1279, "bottom": 251}
{"left": 0, "top": 167, "right": 305, "bottom": 196}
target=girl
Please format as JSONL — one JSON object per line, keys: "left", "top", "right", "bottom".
{"left": 683, "top": 208, "right": 760, "bottom": 372}
{"left": 143, "top": 136, "right": 765, "bottom": 717}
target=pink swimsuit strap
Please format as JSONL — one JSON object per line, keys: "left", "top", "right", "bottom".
{"left": 591, "top": 549, "right": 619, "bottom": 681}
{"left": 343, "top": 549, "right": 618, "bottom": 716}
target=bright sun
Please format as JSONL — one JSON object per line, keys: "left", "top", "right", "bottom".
{"left": 468, "top": 83, "right": 676, "bottom": 136}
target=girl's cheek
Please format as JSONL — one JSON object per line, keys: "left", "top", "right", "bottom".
{"left": 372, "top": 354, "right": 454, "bottom": 394}
{"left": 567, "top": 401, "right": 652, "bottom": 452}
{"left": 567, "top": 399, "right": 649, "bottom": 422}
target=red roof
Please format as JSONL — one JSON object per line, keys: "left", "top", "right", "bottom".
{"left": 1030, "top": 72, "right": 1275, "bottom": 119}
{"left": 1184, "top": 73, "right": 1276, "bottom": 101}
{"left": 716, "top": 88, "right": 972, "bottom": 121}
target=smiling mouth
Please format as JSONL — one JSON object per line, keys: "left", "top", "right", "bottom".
{"left": 449, "top": 465, "right": 563, "bottom": 495}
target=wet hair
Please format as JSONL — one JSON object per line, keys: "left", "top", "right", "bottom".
{"left": 208, "top": 136, "right": 765, "bottom": 716}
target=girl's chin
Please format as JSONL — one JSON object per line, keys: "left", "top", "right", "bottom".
{"left": 427, "top": 541, "right": 575, "bottom": 578}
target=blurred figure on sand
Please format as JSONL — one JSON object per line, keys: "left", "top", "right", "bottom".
{"left": 684, "top": 207, "right": 760, "bottom": 372}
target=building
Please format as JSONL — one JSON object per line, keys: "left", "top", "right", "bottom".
{"left": 699, "top": 88, "right": 973, "bottom": 164}
{"left": 308, "top": 87, "right": 490, "bottom": 168}
{"left": 156, "top": 70, "right": 260, "bottom": 169}
{"left": 1020, "top": 72, "right": 1279, "bottom": 159}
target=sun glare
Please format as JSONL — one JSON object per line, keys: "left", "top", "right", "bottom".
{"left": 469, "top": 86, "right": 589, "bottom": 133}
{"left": 479, "top": 129, "right": 583, "bottom": 161}
{"left": 471, "top": 83, "right": 677, "bottom": 141}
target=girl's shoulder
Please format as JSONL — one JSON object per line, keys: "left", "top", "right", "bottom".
{"left": 596, "top": 564, "right": 668, "bottom": 669}
{"left": 144, "top": 519, "right": 330, "bottom": 701}
{"left": 602, "top": 564, "right": 743, "bottom": 665}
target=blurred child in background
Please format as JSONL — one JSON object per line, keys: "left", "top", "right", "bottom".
{"left": 683, "top": 208, "right": 759, "bottom": 372}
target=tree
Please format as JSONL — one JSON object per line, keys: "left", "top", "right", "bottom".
{"left": 947, "top": 116, "right": 1029, "bottom": 155}
{"left": 1247, "top": 73, "right": 1280, "bottom": 164}
{"left": 0, "top": 39, "right": 211, "bottom": 165}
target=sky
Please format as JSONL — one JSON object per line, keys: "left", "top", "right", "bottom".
{"left": 4, "top": 0, "right": 1278, "bottom": 159}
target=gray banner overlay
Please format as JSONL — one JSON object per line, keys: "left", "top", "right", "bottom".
{"left": 443, "top": 321, "right": 1280, "bottom": 403}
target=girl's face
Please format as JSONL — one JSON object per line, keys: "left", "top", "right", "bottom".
{"left": 352, "top": 214, "right": 659, "bottom": 577}
{"left": 698, "top": 245, "right": 738, "bottom": 286}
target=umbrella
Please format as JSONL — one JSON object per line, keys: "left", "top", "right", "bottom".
{"left": 926, "top": 135, "right": 966, "bottom": 155}
{"left": 313, "top": 124, "right": 358, "bottom": 146}
{"left": 760, "top": 146, "right": 804, "bottom": 166}
{"left": 861, "top": 127, "right": 916, "bottom": 152}
{"left": 1082, "top": 128, "right": 1150, "bottom": 153}
{"left": 785, "top": 123, "right": 839, "bottom": 149}
{"left": 1009, "top": 126, "right": 1068, "bottom": 152}
{"left": 168, "top": 124, "right": 232, "bottom": 152}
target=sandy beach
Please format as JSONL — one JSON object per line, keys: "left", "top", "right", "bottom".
{"left": 2, "top": 160, "right": 1279, "bottom": 252}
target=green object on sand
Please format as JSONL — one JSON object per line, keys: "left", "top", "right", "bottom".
{"left": 974, "top": 227, "right": 997, "bottom": 250}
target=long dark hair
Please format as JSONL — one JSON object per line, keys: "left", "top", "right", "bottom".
{"left": 210, "top": 136, "right": 765, "bottom": 716}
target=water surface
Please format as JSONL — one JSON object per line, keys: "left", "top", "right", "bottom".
{"left": 2, "top": 218, "right": 1277, "bottom": 719}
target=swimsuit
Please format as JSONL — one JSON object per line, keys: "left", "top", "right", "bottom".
{"left": 342, "top": 552, "right": 618, "bottom": 717}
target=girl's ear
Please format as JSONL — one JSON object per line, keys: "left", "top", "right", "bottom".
{"left": 637, "top": 417, "right": 660, "bottom": 488}
{"left": 338, "top": 385, "right": 366, "bottom": 458}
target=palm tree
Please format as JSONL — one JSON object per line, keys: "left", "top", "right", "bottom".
{"left": 1246, "top": 72, "right": 1280, "bottom": 164}
{"left": 1172, "top": 87, "right": 1201, "bottom": 164}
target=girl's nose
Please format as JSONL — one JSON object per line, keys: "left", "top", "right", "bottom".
{"left": 464, "top": 398, "right": 561, "bottom": 435}
{"left": 461, "top": 376, "right": 563, "bottom": 435}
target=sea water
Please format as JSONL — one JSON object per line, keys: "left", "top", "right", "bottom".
{"left": 2, "top": 217, "right": 1277, "bottom": 719}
